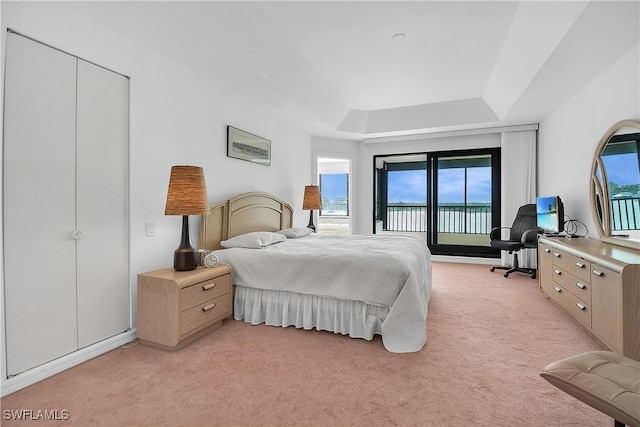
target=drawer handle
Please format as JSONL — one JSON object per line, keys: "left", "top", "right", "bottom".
{"left": 202, "top": 303, "right": 216, "bottom": 312}
{"left": 592, "top": 269, "right": 603, "bottom": 277}
{"left": 554, "top": 269, "right": 562, "bottom": 275}
{"left": 544, "top": 248, "right": 551, "bottom": 253}
{"left": 554, "top": 286, "right": 562, "bottom": 293}
{"left": 575, "top": 282, "right": 586, "bottom": 290}
{"left": 576, "top": 302, "right": 586, "bottom": 311}
{"left": 575, "top": 262, "right": 585, "bottom": 269}
{"left": 554, "top": 252, "right": 561, "bottom": 258}
{"left": 203, "top": 282, "right": 217, "bottom": 291}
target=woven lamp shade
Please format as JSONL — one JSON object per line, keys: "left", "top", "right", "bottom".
{"left": 165, "top": 165, "right": 210, "bottom": 215}
{"left": 302, "top": 185, "right": 322, "bottom": 210}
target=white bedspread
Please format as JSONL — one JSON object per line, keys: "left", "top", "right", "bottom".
{"left": 212, "top": 233, "right": 431, "bottom": 352}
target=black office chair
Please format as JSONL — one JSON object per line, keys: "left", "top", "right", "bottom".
{"left": 489, "top": 204, "right": 538, "bottom": 279}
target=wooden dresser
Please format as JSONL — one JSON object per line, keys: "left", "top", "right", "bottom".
{"left": 137, "top": 265, "right": 233, "bottom": 349}
{"left": 538, "top": 237, "right": 640, "bottom": 361}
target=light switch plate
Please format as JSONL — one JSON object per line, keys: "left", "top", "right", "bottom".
{"left": 145, "top": 221, "right": 155, "bottom": 237}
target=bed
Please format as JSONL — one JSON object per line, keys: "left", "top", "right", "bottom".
{"left": 198, "top": 191, "right": 432, "bottom": 353}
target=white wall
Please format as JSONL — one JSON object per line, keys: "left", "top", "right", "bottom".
{"left": 0, "top": 1, "right": 312, "bottom": 376}
{"left": 538, "top": 46, "right": 640, "bottom": 239}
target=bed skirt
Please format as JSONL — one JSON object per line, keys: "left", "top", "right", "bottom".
{"left": 233, "top": 285, "right": 389, "bottom": 341}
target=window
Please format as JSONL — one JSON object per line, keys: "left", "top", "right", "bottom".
{"left": 374, "top": 148, "right": 501, "bottom": 257}
{"left": 319, "top": 173, "right": 349, "bottom": 216}
{"left": 436, "top": 154, "right": 494, "bottom": 240}
{"left": 316, "top": 156, "right": 351, "bottom": 235}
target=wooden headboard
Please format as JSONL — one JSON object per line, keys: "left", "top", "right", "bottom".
{"left": 199, "top": 191, "right": 294, "bottom": 250}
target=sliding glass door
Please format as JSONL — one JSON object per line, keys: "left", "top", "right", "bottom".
{"left": 432, "top": 149, "right": 500, "bottom": 256}
{"left": 374, "top": 148, "right": 500, "bottom": 257}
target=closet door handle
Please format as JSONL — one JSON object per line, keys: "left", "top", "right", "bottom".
{"left": 202, "top": 303, "right": 216, "bottom": 312}
{"left": 576, "top": 303, "right": 586, "bottom": 311}
{"left": 592, "top": 269, "right": 603, "bottom": 277}
{"left": 575, "top": 262, "right": 585, "bottom": 269}
{"left": 202, "top": 282, "right": 216, "bottom": 291}
{"left": 72, "top": 230, "right": 85, "bottom": 240}
{"left": 576, "top": 282, "right": 586, "bottom": 290}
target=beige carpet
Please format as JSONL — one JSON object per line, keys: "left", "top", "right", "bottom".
{"left": 1, "top": 262, "right": 610, "bottom": 426}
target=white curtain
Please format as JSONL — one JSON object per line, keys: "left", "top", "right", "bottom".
{"left": 500, "top": 130, "right": 537, "bottom": 268}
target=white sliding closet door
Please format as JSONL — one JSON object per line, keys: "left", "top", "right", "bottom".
{"left": 4, "top": 33, "right": 79, "bottom": 374}
{"left": 76, "top": 59, "right": 129, "bottom": 348}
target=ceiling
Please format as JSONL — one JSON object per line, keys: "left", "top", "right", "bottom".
{"left": 70, "top": 1, "right": 639, "bottom": 140}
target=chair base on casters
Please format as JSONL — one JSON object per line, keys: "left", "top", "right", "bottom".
{"left": 490, "top": 252, "right": 537, "bottom": 279}
{"left": 490, "top": 264, "right": 536, "bottom": 279}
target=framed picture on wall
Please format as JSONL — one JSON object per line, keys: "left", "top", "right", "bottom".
{"left": 227, "top": 126, "right": 271, "bottom": 166}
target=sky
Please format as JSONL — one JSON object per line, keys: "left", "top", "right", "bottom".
{"left": 388, "top": 168, "right": 492, "bottom": 204}
{"left": 602, "top": 152, "right": 640, "bottom": 186}
{"left": 321, "top": 174, "right": 348, "bottom": 200}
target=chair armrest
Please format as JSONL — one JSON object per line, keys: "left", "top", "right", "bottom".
{"left": 490, "top": 226, "right": 510, "bottom": 240}
{"left": 521, "top": 229, "right": 539, "bottom": 244}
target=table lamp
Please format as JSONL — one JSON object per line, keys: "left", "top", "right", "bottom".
{"left": 165, "top": 165, "right": 210, "bottom": 271}
{"left": 303, "top": 185, "right": 322, "bottom": 232}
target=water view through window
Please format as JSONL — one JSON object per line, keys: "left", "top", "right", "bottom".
{"left": 437, "top": 155, "right": 492, "bottom": 237}
{"left": 385, "top": 157, "right": 493, "bottom": 235}
{"left": 377, "top": 149, "right": 500, "bottom": 257}
{"left": 320, "top": 173, "right": 349, "bottom": 216}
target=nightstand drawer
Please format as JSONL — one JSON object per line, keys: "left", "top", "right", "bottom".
{"left": 180, "top": 273, "right": 232, "bottom": 311}
{"left": 551, "top": 250, "right": 590, "bottom": 282}
{"left": 551, "top": 267, "right": 591, "bottom": 304}
{"left": 180, "top": 293, "right": 232, "bottom": 337}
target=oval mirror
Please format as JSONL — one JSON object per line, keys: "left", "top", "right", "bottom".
{"left": 590, "top": 119, "right": 640, "bottom": 249}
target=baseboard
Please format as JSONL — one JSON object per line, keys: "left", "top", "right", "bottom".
{"left": 1, "top": 329, "right": 137, "bottom": 397}
{"left": 431, "top": 255, "right": 497, "bottom": 265}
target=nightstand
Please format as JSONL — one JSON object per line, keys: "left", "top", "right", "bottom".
{"left": 137, "top": 265, "right": 233, "bottom": 349}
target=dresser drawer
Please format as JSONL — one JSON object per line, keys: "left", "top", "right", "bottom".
{"left": 180, "top": 273, "right": 232, "bottom": 311}
{"left": 548, "top": 283, "right": 591, "bottom": 328}
{"left": 551, "top": 267, "right": 591, "bottom": 304}
{"left": 180, "top": 293, "right": 232, "bottom": 337}
{"left": 551, "top": 250, "right": 590, "bottom": 282}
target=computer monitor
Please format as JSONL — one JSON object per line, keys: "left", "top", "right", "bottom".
{"left": 536, "top": 196, "right": 565, "bottom": 234}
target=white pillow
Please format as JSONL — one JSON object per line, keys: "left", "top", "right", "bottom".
{"left": 277, "top": 227, "right": 313, "bottom": 238}
{"left": 220, "top": 231, "right": 287, "bottom": 249}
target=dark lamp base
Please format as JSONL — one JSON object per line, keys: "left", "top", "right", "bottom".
{"left": 307, "top": 210, "right": 316, "bottom": 233}
{"left": 173, "top": 215, "right": 198, "bottom": 271}
{"left": 174, "top": 248, "right": 197, "bottom": 271}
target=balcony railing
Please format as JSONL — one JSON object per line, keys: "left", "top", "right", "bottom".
{"left": 386, "top": 205, "right": 427, "bottom": 232}
{"left": 611, "top": 197, "right": 640, "bottom": 231}
{"left": 386, "top": 204, "right": 492, "bottom": 233}
{"left": 320, "top": 200, "right": 349, "bottom": 217}
{"left": 385, "top": 198, "right": 640, "bottom": 234}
